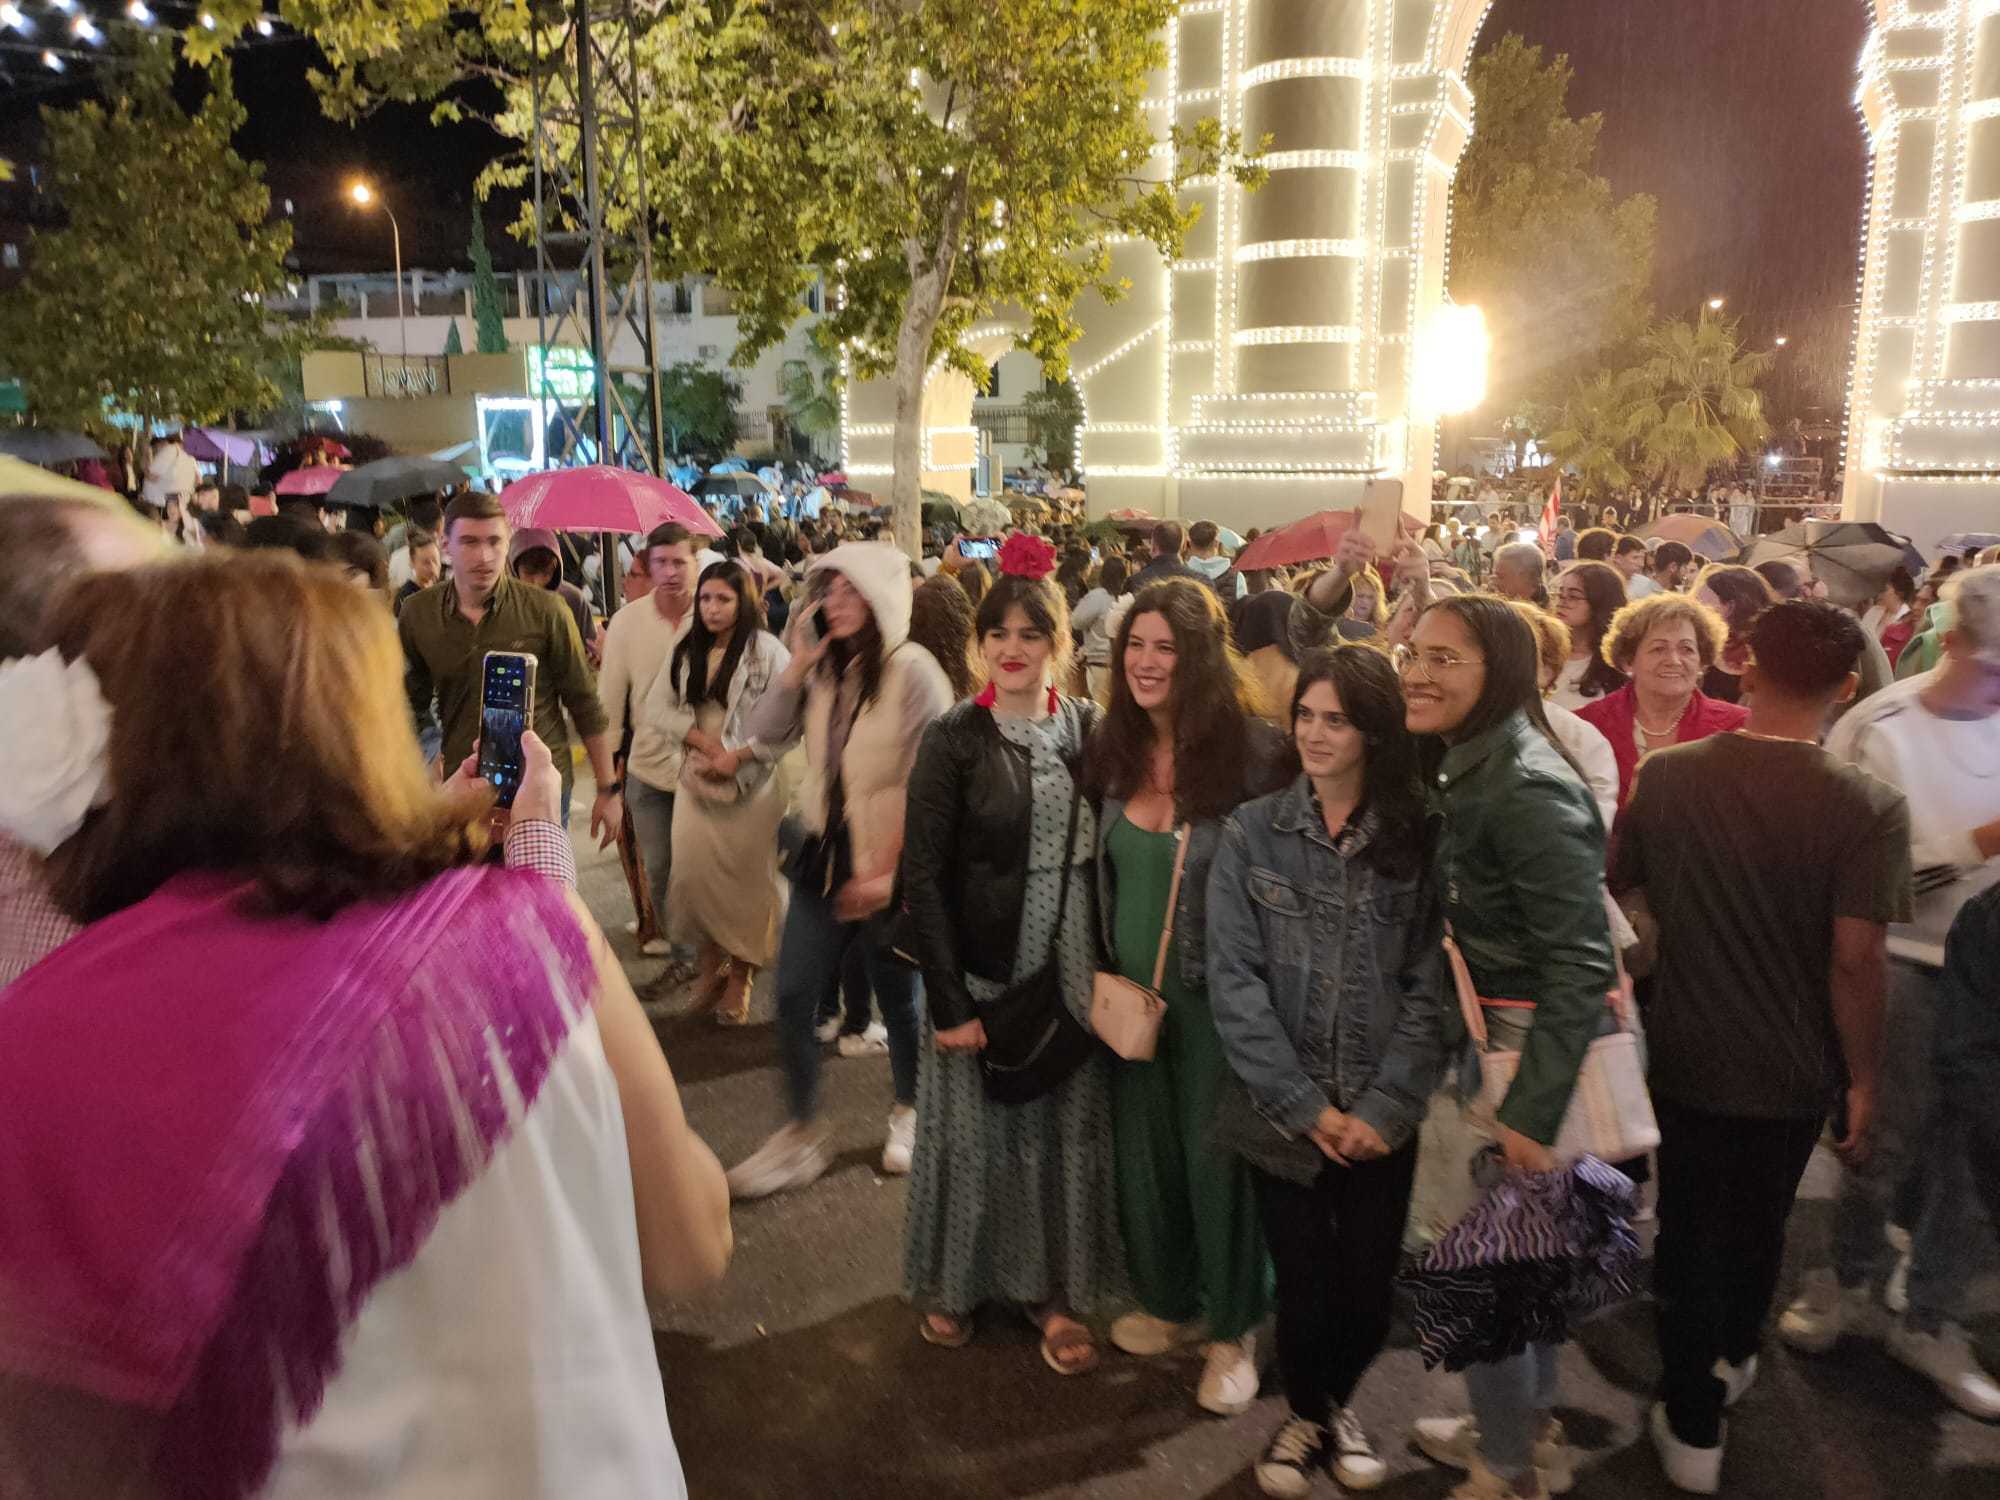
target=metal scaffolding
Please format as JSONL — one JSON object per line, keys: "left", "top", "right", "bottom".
{"left": 529, "top": 0, "right": 665, "bottom": 475}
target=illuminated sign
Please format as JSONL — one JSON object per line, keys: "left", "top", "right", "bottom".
{"left": 529, "top": 346, "right": 597, "bottom": 404}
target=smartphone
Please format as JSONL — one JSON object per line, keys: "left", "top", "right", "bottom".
{"left": 1356, "top": 478, "right": 1406, "bottom": 554}
{"left": 960, "top": 537, "right": 1000, "bottom": 561}
{"left": 477, "top": 651, "right": 538, "bottom": 809}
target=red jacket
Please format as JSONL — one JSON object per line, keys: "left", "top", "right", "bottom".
{"left": 1575, "top": 684, "right": 1749, "bottom": 813}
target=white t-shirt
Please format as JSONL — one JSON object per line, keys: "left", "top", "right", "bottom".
{"left": 1625, "top": 574, "right": 1662, "bottom": 600}
{"left": 141, "top": 445, "right": 199, "bottom": 508}
{"left": 1827, "top": 671, "right": 2000, "bottom": 871}
{"left": 1549, "top": 656, "right": 1594, "bottom": 713}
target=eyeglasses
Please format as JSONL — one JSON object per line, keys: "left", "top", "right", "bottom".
{"left": 1392, "top": 644, "right": 1485, "bottom": 682}
{"left": 1555, "top": 589, "right": 1591, "bottom": 606}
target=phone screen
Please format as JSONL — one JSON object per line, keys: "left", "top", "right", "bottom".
{"left": 960, "top": 537, "right": 999, "bottom": 561}
{"left": 477, "top": 652, "right": 537, "bottom": 809}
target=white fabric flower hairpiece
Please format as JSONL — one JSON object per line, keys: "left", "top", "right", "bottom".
{"left": 0, "top": 649, "right": 114, "bottom": 856}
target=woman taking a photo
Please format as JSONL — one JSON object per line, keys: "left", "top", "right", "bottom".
{"left": 1691, "top": 563, "right": 1777, "bottom": 703}
{"left": 1576, "top": 591, "right": 1746, "bottom": 815}
{"left": 1399, "top": 596, "right": 1621, "bottom": 1500}
{"left": 1087, "top": 578, "right": 1288, "bottom": 1415}
{"left": 1547, "top": 561, "right": 1628, "bottom": 711}
{"left": 899, "top": 535, "right": 1120, "bottom": 1377}
{"left": 644, "top": 560, "right": 792, "bottom": 1026}
{"left": 729, "top": 543, "right": 953, "bottom": 1199}
{"left": 1208, "top": 647, "right": 1448, "bottom": 1497}
{"left": 0, "top": 555, "right": 731, "bottom": 1500}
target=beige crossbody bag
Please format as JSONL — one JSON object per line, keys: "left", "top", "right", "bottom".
{"left": 1089, "top": 822, "right": 1188, "bottom": 1061}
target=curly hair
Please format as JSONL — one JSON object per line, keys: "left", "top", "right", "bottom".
{"left": 1084, "top": 578, "right": 1268, "bottom": 822}
{"left": 909, "top": 574, "right": 980, "bottom": 700}
{"left": 1600, "top": 590, "right": 1729, "bottom": 673}
{"left": 1509, "top": 600, "right": 1573, "bottom": 692}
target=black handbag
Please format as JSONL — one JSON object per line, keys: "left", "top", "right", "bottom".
{"left": 978, "top": 772, "right": 1097, "bottom": 1105}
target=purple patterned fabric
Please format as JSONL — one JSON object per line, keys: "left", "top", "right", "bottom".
{"left": 1402, "top": 1155, "right": 1641, "bottom": 1371}
{"left": 0, "top": 865, "right": 598, "bottom": 1500}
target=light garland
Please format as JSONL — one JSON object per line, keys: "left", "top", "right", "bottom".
{"left": 1232, "top": 238, "right": 1367, "bottom": 263}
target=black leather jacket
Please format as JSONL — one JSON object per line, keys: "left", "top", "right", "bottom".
{"left": 899, "top": 696, "right": 1101, "bottom": 1030}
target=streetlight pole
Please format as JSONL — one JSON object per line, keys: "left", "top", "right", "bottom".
{"left": 350, "top": 181, "right": 407, "bottom": 364}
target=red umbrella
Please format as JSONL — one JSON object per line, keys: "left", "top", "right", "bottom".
{"left": 1232, "top": 507, "right": 1422, "bottom": 574}
{"left": 497, "top": 465, "right": 721, "bottom": 536}
{"left": 1106, "top": 506, "right": 1156, "bottom": 521}
{"left": 274, "top": 465, "right": 348, "bottom": 496}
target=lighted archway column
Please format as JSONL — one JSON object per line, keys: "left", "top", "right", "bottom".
{"left": 1855, "top": 0, "right": 2000, "bottom": 544}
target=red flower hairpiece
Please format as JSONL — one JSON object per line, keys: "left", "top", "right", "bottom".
{"left": 997, "top": 532, "right": 1057, "bottom": 581}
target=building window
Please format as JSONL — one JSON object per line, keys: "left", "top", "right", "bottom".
{"left": 981, "top": 364, "right": 1001, "bottom": 398}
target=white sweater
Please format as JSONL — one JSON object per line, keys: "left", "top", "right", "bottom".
{"left": 596, "top": 594, "right": 692, "bottom": 793}
{"left": 1828, "top": 672, "right": 2000, "bottom": 871}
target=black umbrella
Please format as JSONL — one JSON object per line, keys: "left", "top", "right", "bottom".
{"left": 691, "top": 473, "right": 776, "bottom": 502}
{"left": 0, "top": 428, "right": 106, "bottom": 465}
{"left": 324, "top": 455, "right": 469, "bottom": 510}
{"left": 1736, "top": 520, "right": 1925, "bottom": 600}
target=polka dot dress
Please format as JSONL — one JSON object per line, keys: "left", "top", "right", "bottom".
{"left": 900, "top": 708, "right": 1125, "bottom": 1317}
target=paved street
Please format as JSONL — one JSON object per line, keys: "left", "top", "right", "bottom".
{"left": 572, "top": 809, "right": 2000, "bottom": 1500}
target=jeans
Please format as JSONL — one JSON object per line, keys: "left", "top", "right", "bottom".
{"left": 625, "top": 775, "right": 676, "bottom": 937}
{"left": 816, "top": 934, "right": 876, "bottom": 1035}
{"left": 1464, "top": 1343, "right": 1559, "bottom": 1476}
{"left": 776, "top": 878, "right": 919, "bottom": 1122}
{"left": 1828, "top": 961, "right": 1993, "bottom": 1329}
{"left": 1653, "top": 1099, "right": 1822, "bottom": 1447}
{"left": 1250, "top": 1145, "right": 1419, "bottom": 1424}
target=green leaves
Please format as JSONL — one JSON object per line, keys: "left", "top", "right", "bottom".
{"left": 0, "top": 42, "right": 326, "bottom": 432}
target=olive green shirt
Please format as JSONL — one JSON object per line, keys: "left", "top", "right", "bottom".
{"left": 398, "top": 573, "right": 608, "bottom": 788}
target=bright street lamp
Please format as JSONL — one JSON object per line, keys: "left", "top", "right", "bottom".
{"left": 1706, "top": 296, "right": 1725, "bottom": 311}
{"left": 1774, "top": 335, "right": 1789, "bottom": 347}
{"left": 1415, "top": 302, "right": 1491, "bottom": 417}
{"left": 348, "top": 180, "right": 407, "bottom": 360}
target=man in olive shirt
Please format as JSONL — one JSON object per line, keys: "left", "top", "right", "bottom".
{"left": 400, "top": 491, "right": 621, "bottom": 845}
{"left": 1614, "top": 600, "right": 1912, "bottom": 1493}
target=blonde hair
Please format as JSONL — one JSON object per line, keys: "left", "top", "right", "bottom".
{"left": 46, "top": 552, "right": 491, "bottom": 923}
{"left": 1509, "top": 601, "right": 1572, "bottom": 694}
{"left": 1600, "top": 590, "right": 1729, "bottom": 673}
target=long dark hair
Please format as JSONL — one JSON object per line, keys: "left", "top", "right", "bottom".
{"left": 671, "top": 560, "right": 764, "bottom": 706}
{"left": 1084, "top": 578, "right": 1267, "bottom": 822}
{"left": 1287, "top": 646, "right": 1427, "bottom": 880}
{"left": 909, "top": 574, "right": 979, "bottom": 700}
{"left": 814, "top": 567, "right": 887, "bottom": 708}
{"left": 976, "top": 570, "right": 1072, "bottom": 673}
{"left": 1557, "top": 561, "right": 1630, "bottom": 700}
{"left": 1413, "top": 594, "right": 1574, "bottom": 776}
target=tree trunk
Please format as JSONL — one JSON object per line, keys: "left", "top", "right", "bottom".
{"left": 889, "top": 281, "right": 943, "bottom": 561}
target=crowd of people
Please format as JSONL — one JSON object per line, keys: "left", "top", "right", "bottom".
{"left": 0, "top": 465, "right": 1995, "bottom": 1500}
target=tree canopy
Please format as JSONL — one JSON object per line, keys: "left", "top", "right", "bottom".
{"left": 657, "top": 362, "right": 743, "bottom": 462}
{"left": 0, "top": 43, "right": 317, "bottom": 432}
{"left": 1450, "top": 33, "right": 1656, "bottom": 433}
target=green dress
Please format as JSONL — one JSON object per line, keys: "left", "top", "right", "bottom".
{"left": 1105, "top": 814, "right": 1270, "bottom": 1341}
{"left": 901, "top": 711, "right": 1123, "bottom": 1316}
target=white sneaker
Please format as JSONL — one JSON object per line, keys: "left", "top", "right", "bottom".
{"left": 1448, "top": 1455, "right": 1550, "bottom": 1500}
{"left": 1254, "top": 1416, "right": 1325, "bottom": 1499}
{"left": 1886, "top": 1320, "right": 2000, "bottom": 1419}
{"left": 1330, "top": 1406, "right": 1387, "bottom": 1489}
{"left": 725, "top": 1122, "right": 831, "bottom": 1201}
{"left": 1109, "top": 1310, "right": 1205, "bottom": 1357}
{"left": 837, "top": 1021, "right": 890, "bottom": 1057}
{"left": 1197, "top": 1334, "right": 1259, "bottom": 1415}
{"left": 640, "top": 937, "right": 674, "bottom": 958}
{"left": 881, "top": 1104, "right": 916, "bottom": 1175}
{"left": 1777, "top": 1268, "right": 1873, "bottom": 1354}
{"left": 1712, "top": 1354, "right": 1759, "bottom": 1408}
{"left": 814, "top": 1015, "right": 843, "bottom": 1044}
{"left": 623, "top": 918, "right": 641, "bottom": 936}
{"left": 1414, "top": 1415, "right": 1573, "bottom": 1494}
{"left": 1648, "top": 1402, "right": 1722, "bottom": 1494}
{"left": 1884, "top": 1248, "right": 1912, "bottom": 1317}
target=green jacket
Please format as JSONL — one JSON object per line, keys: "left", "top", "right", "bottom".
{"left": 1430, "top": 710, "right": 1617, "bottom": 1145}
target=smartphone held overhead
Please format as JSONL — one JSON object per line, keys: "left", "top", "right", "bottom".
{"left": 478, "top": 652, "right": 538, "bottom": 809}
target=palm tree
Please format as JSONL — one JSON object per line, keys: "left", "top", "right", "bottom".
{"left": 1622, "top": 310, "right": 1772, "bottom": 489}
{"left": 779, "top": 355, "right": 840, "bottom": 444}
{"left": 1542, "top": 370, "right": 1636, "bottom": 492}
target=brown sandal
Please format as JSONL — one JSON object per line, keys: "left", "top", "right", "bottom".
{"left": 1036, "top": 1312, "right": 1099, "bottom": 1376}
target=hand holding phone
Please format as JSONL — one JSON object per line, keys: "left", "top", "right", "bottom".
{"left": 959, "top": 536, "right": 1000, "bottom": 562}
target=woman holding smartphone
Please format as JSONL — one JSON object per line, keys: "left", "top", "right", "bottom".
{"left": 728, "top": 543, "right": 952, "bottom": 1198}
{"left": 899, "top": 537, "right": 1119, "bottom": 1375}
{"left": 1208, "top": 646, "right": 1447, "bottom": 1497}
{"left": 1398, "top": 596, "right": 1618, "bottom": 1500}
{"left": 1086, "top": 578, "right": 1288, "bottom": 1415}
{"left": 643, "top": 560, "right": 791, "bottom": 1026}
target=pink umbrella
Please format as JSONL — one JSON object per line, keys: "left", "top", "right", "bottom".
{"left": 184, "top": 428, "right": 264, "bottom": 466}
{"left": 274, "top": 465, "right": 348, "bottom": 496}
{"left": 498, "top": 464, "right": 721, "bottom": 536}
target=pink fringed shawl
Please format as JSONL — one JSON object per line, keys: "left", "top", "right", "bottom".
{"left": 0, "top": 865, "right": 596, "bottom": 1499}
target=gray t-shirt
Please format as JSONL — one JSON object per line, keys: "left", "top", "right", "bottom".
{"left": 1613, "top": 733, "right": 1913, "bottom": 1119}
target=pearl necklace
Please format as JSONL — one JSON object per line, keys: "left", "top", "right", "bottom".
{"left": 1635, "top": 701, "right": 1689, "bottom": 739}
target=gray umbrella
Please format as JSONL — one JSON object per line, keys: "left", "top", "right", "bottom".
{"left": 1736, "top": 520, "right": 1925, "bottom": 600}
{"left": 324, "top": 455, "right": 468, "bottom": 510}
{"left": 0, "top": 428, "right": 106, "bottom": 465}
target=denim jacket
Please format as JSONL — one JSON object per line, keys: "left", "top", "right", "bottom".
{"left": 1207, "top": 776, "right": 1448, "bottom": 1156}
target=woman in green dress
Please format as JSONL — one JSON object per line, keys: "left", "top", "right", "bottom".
{"left": 1085, "top": 578, "right": 1291, "bottom": 1414}
{"left": 899, "top": 539, "right": 1121, "bottom": 1374}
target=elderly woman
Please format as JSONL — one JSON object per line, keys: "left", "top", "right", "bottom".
{"left": 1577, "top": 591, "right": 1748, "bottom": 815}
{"left": 1691, "top": 564, "right": 1778, "bottom": 705}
